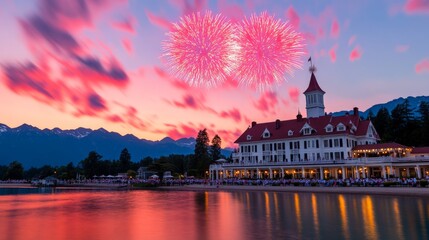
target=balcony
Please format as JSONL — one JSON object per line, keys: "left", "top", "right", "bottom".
{"left": 210, "top": 156, "right": 429, "bottom": 168}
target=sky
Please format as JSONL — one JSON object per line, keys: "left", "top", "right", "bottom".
{"left": 0, "top": 0, "right": 428, "bottom": 148}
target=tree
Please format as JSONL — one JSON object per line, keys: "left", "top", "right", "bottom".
{"left": 373, "top": 107, "right": 392, "bottom": 142}
{"left": 210, "top": 134, "right": 222, "bottom": 161}
{"left": 391, "top": 100, "right": 418, "bottom": 145}
{"left": 118, "top": 148, "right": 132, "bottom": 173}
{"left": 81, "top": 151, "right": 102, "bottom": 178}
{"left": 4, "top": 161, "right": 24, "bottom": 180}
{"left": 147, "top": 157, "right": 177, "bottom": 182}
{"left": 140, "top": 156, "right": 154, "bottom": 167}
{"left": 418, "top": 101, "right": 429, "bottom": 146}
{"left": 193, "top": 129, "right": 210, "bottom": 177}
{"left": 0, "top": 165, "right": 8, "bottom": 180}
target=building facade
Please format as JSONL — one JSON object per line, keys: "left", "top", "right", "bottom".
{"left": 209, "top": 70, "right": 429, "bottom": 180}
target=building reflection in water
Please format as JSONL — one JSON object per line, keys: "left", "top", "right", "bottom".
{"left": 338, "top": 194, "right": 351, "bottom": 240}
{"left": 392, "top": 198, "right": 405, "bottom": 240}
{"left": 361, "top": 196, "right": 379, "bottom": 240}
{"left": 1, "top": 189, "right": 428, "bottom": 240}
{"left": 311, "top": 194, "right": 320, "bottom": 237}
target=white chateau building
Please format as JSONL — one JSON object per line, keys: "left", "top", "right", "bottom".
{"left": 209, "top": 69, "right": 429, "bottom": 180}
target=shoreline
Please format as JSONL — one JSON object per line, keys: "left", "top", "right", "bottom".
{"left": 2, "top": 183, "right": 429, "bottom": 197}
{"left": 158, "top": 184, "right": 429, "bottom": 197}
{"left": 0, "top": 183, "right": 128, "bottom": 190}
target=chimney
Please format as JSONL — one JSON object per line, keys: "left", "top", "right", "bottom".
{"left": 275, "top": 119, "right": 281, "bottom": 129}
{"left": 296, "top": 113, "right": 303, "bottom": 121}
{"left": 251, "top": 121, "right": 257, "bottom": 127}
{"left": 353, "top": 107, "right": 359, "bottom": 116}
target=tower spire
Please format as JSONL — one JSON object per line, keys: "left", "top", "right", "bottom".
{"left": 308, "top": 56, "right": 316, "bottom": 73}
{"left": 304, "top": 58, "right": 325, "bottom": 118}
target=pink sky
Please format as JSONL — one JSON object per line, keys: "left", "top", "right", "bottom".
{"left": 0, "top": 0, "right": 429, "bottom": 148}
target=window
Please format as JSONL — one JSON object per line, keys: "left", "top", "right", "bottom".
{"left": 262, "top": 128, "right": 270, "bottom": 138}
{"left": 334, "top": 139, "right": 339, "bottom": 147}
{"left": 324, "top": 153, "right": 330, "bottom": 160}
{"left": 246, "top": 135, "right": 252, "bottom": 140}
{"left": 303, "top": 128, "right": 311, "bottom": 135}
{"left": 326, "top": 126, "right": 333, "bottom": 132}
{"left": 324, "top": 140, "right": 329, "bottom": 148}
{"left": 288, "top": 130, "right": 293, "bottom": 136}
{"left": 337, "top": 123, "right": 345, "bottom": 131}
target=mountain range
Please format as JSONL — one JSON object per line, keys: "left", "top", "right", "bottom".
{"left": 0, "top": 124, "right": 231, "bottom": 168}
{"left": 331, "top": 96, "right": 429, "bottom": 118}
{"left": 1, "top": 96, "right": 428, "bottom": 168}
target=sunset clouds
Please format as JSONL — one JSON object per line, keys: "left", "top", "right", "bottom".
{"left": 416, "top": 59, "right": 429, "bottom": 73}
{"left": 349, "top": 46, "right": 362, "bottom": 62}
{"left": 0, "top": 1, "right": 428, "bottom": 148}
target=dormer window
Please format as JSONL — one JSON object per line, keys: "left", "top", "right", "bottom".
{"left": 303, "top": 128, "right": 311, "bottom": 135}
{"left": 325, "top": 124, "right": 333, "bottom": 133}
{"left": 262, "top": 128, "right": 271, "bottom": 138}
{"left": 288, "top": 130, "right": 294, "bottom": 136}
{"left": 337, "top": 123, "right": 345, "bottom": 131}
{"left": 247, "top": 135, "right": 252, "bottom": 140}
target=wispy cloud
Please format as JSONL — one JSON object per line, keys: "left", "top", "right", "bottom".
{"left": 349, "top": 46, "right": 362, "bottom": 62}
{"left": 286, "top": 6, "right": 300, "bottom": 29}
{"left": 416, "top": 58, "right": 429, "bottom": 73}
{"left": 330, "top": 18, "right": 340, "bottom": 38}
{"left": 395, "top": 45, "right": 409, "bottom": 53}
{"left": 404, "top": 0, "right": 429, "bottom": 14}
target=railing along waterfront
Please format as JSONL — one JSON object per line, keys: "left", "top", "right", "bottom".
{"left": 212, "top": 156, "right": 429, "bottom": 168}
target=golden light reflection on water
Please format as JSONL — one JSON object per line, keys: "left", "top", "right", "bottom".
{"left": 311, "top": 194, "right": 320, "bottom": 236}
{"left": 417, "top": 199, "right": 428, "bottom": 239}
{"left": 294, "top": 193, "right": 302, "bottom": 235}
{"left": 392, "top": 198, "right": 405, "bottom": 240}
{"left": 264, "top": 192, "right": 271, "bottom": 217}
{"left": 1, "top": 189, "right": 428, "bottom": 240}
{"left": 361, "top": 196, "right": 379, "bottom": 240}
{"left": 273, "top": 192, "right": 279, "bottom": 217}
{"left": 338, "top": 194, "right": 350, "bottom": 240}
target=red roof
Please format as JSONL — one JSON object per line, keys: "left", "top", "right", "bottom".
{"left": 411, "top": 147, "right": 429, "bottom": 154}
{"left": 352, "top": 142, "right": 409, "bottom": 151}
{"left": 235, "top": 114, "right": 377, "bottom": 143}
{"left": 304, "top": 72, "right": 325, "bottom": 94}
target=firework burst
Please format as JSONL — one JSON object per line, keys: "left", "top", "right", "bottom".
{"left": 162, "top": 11, "right": 238, "bottom": 87}
{"left": 234, "top": 12, "right": 305, "bottom": 90}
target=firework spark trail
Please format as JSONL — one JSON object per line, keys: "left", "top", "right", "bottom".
{"left": 234, "top": 12, "right": 305, "bottom": 91}
{"left": 162, "top": 11, "right": 238, "bottom": 88}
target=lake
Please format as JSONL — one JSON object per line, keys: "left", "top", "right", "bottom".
{"left": 0, "top": 187, "right": 428, "bottom": 240}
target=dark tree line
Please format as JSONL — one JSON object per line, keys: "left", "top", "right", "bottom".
{"left": 370, "top": 100, "right": 429, "bottom": 147}
{"left": 146, "top": 129, "right": 226, "bottom": 178}
{"left": 0, "top": 148, "right": 137, "bottom": 180}
{"left": 1, "top": 129, "right": 228, "bottom": 180}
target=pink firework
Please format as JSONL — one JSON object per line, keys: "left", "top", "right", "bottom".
{"left": 162, "top": 11, "right": 237, "bottom": 87}
{"left": 234, "top": 12, "right": 305, "bottom": 90}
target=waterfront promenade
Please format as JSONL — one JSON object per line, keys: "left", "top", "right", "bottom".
{"left": 2, "top": 179, "right": 429, "bottom": 197}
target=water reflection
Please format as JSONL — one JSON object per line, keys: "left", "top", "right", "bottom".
{"left": 0, "top": 189, "right": 428, "bottom": 240}
{"left": 311, "top": 194, "right": 320, "bottom": 238}
{"left": 338, "top": 194, "right": 350, "bottom": 240}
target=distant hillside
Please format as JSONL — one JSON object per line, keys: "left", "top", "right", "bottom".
{"left": 331, "top": 96, "right": 429, "bottom": 118}
{"left": 0, "top": 124, "right": 232, "bottom": 168}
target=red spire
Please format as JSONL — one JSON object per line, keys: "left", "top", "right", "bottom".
{"left": 304, "top": 72, "right": 325, "bottom": 94}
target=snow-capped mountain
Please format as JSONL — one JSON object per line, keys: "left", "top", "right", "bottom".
{"left": 0, "top": 124, "right": 228, "bottom": 167}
